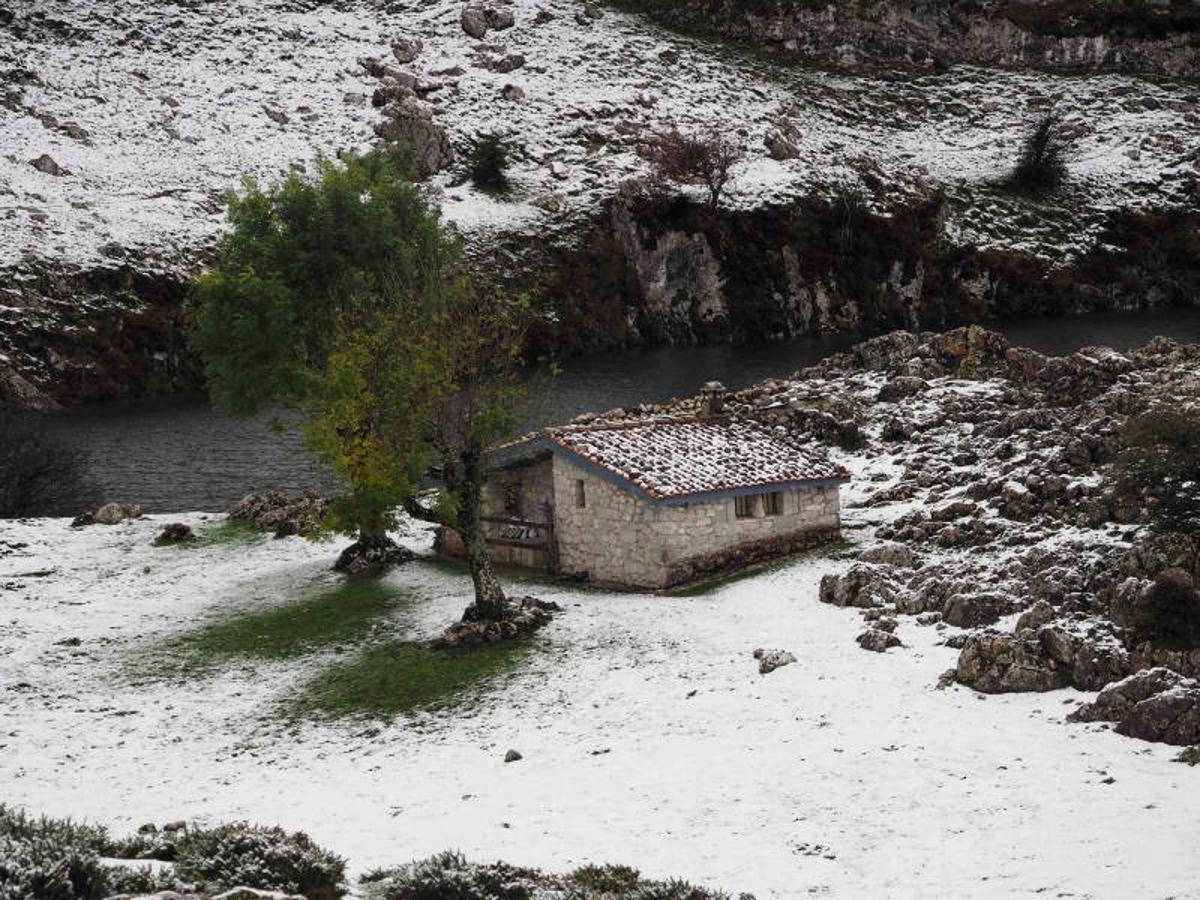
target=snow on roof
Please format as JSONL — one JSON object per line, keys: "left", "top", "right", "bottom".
{"left": 529, "top": 417, "right": 849, "bottom": 502}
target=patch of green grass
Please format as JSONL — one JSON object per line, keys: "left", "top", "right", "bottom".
{"left": 289, "top": 638, "right": 534, "bottom": 720}
{"left": 160, "top": 578, "right": 413, "bottom": 671}
{"left": 188, "top": 518, "right": 269, "bottom": 548}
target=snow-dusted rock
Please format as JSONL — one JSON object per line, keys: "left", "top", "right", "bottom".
{"left": 857, "top": 628, "right": 902, "bottom": 652}
{"left": 753, "top": 648, "right": 796, "bottom": 674}
{"left": 858, "top": 541, "right": 914, "bottom": 568}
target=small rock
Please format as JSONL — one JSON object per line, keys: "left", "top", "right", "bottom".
{"left": 504, "top": 749, "right": 522, "bottom": 763}
{"left": 153, "top": 523, "right": 195, "bottom": 546}
{"left": 857, "top": 629, "right": 902, "bottom": 652}
{"left": 753, "top": 647, "right": 796, "bottom": 674}
{"left": 391, "top": 37, "right": 423, "bottom": 64}
{"left": 500, "top": 83, "right": 525, "bottom": 102}
{"left": 30, "top": 153, "right": 66, "bottom": 176}
{"left": 485, "top": 7, "right": 515, "bottom": 29}
{"left": 461, "top": 6, "right": 489, "bottom": 39}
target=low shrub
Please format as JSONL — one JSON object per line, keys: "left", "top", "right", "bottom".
{"left": 0, "top": 834, "right": 110, "bottom": 900}
{"left": 468, "top": 133, "right": 512, "bottom": 195}
{"left": 361, "top": 851, "right": 737, "bottom": 900}
{"left": 175, "top": 822, "right": 346, "bottom": 900}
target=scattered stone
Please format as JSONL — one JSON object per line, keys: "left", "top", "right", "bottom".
{"left": 491, "top": 52, "right": 526, "bottom": 73}
{"left": 432, "top": 596, "right": 560, "bottom": 648}
{"left": 857, "top": 629, "right": 902, "bottom": 652}
{"left": 332, "top": 535, "right": 415, "bottom": 575}
{"left": 877, "top": 376, "right": 928, "bottom": 402}
{"left": 942, "top": 593, "right": 1007, "bottom": 628}
{"left": 72, "top": 502, "right": 142, "bottom": 527}
{"left": 858, "top": 541, "right": 914, "bottom": 568}
{"left": 753, "top": 647, "right": 796, "bottom": 674}
{"left": 391, "top": 37, "right": 423, "bottom": 64}
{"left": 504, "top": 749, "right": 523, "bottom": 763}
{"left": 1174, "top": 746, "right": 1200, "bottom": 765}
{"left": 485, "top": 7, "right": 515, "bottom": 29}
{"left": 764, "top": 128, "right": 801, "bottom": 161}
{"left": 582, "top": 2, "right": 603, "bottom": 19}
{"left": 500, "top": 83, "right": 526, "bottom": 102}
{"left": 30, "top": 153, "right": 66, "bottom": 176}
{"left": 153, "top": 523, "right": 195, "bottom": 546}
{"left": 461, "top": 6, "right": 489, "bottom": 38}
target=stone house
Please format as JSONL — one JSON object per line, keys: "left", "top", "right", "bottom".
{"left": 450, "top": 388, "right": 851, "bottom": 590}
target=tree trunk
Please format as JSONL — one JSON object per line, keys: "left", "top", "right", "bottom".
{"left": 457, "top": 443, "right": 508, "bottom": 621}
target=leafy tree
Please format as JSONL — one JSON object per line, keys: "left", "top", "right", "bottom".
{"left": 1116, "top": 407, "right": 1200, "bottom": 573}
{"left": 190, "top": 148, "right": 457, "bottom": 563}
{"left": 190, "top": 148, "right": 538, "bottom": 619}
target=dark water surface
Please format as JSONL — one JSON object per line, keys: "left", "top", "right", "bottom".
{"left": 40, "top": 308, "right": 1200, "bottom": 514}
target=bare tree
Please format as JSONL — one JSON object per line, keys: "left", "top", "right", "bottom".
{"left": 643, "top": 127, "right": 742, "bottom": 210}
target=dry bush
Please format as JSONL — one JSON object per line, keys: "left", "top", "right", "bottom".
{"left": 642, "top": 126, "right": 742, "bottom": 209}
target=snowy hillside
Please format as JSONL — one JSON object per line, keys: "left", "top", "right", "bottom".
{"left": 3, "top": 0, "right": 1198, "bottom": 275}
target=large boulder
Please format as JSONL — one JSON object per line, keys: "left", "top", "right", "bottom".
{"left": 942, "top": 592, "right": 1009, "bottom": 628}
{"left": 818, "top": 565, "right": 899, "bottom": 609}
{"left": 1069, "top": 667, "right": 1189, "bottom": 723}
{"left": 1117, "top": 686, "right": 1200, "bottom": 745}
{"left": 333, "top": 535, "right": 414, "bottom": 575}
{"left": 955, "top": 621, "right": 1130, "bottom": 694}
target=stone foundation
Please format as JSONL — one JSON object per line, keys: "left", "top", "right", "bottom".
{"left": 663, "top": 526, "right": 842, "bottom": 589}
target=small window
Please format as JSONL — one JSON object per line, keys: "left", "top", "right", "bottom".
{"left": 734, "top": 495, "right": 756, "bottom": 519}
{"left": 574, "top": 478, "right": 586, "bottom": 508}
{"left": 762, "top": 492, "right": 783, "bottom": 516}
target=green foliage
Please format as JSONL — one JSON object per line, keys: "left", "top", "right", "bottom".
{"left": 174, "top": 823, "right": 345, "bottom": 900}
{"left": 189, "top": 146, "right": 468, "bottom": 539}
{"left": 568, "top": 863, "right": 643, "bottom": 894}
{"left": 468, "top": 133, "right": 511, "bottom": 195}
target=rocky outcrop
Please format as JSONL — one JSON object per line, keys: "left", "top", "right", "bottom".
{"left": 625, "top": 0, "right": 1200, "bottom": 78}
{"left": 227, "top": 492, "right": 329, "bottom": 538}
{"left": 1071, "top": 668, "right": 1200, "bottom": 746}
{"left": 0, "top": 262, "right": 197, "bottom": 409}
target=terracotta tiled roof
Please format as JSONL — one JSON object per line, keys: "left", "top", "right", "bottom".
{"left": 536, "top": 417, "right": 850, "bottom": 501}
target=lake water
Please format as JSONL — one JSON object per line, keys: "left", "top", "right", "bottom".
{"left": 36, "top": 308, "right": 1200, "bottom": 514}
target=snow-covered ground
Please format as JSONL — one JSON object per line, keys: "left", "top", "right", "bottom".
{"left": 2, "top": 0, "right": 1197, "bottom": 274}
{"left": 3, "top": 502, "right": 1198, "bottom": 898}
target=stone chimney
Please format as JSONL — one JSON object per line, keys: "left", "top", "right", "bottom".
{"left": 699, "top": 381, "right": 727, "bottom": 417}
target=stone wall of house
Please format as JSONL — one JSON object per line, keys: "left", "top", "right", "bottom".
{"left": 551, "top": 454, "right": 842, "bottom": 589}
